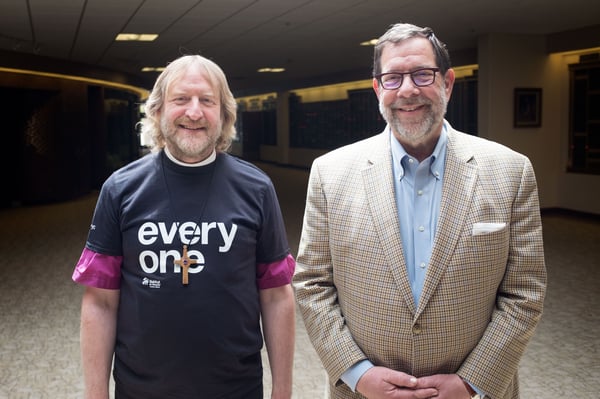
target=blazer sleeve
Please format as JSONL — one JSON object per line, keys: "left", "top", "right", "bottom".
{"left": 458, "top": 156, "right": 547, "bottom": 398}
{"left": 293, "top": 160, "right": 368, "bottom": 385}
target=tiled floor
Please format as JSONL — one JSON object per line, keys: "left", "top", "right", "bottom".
{"left": 0, "top": 162, "right": 598, "bottom": 398}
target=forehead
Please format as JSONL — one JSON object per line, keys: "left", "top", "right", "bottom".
{"left": 167, "top": 66, "right": 216, "bottom": 95}
{"left": 380, "top": 37, "right": 435, "bottom": 71}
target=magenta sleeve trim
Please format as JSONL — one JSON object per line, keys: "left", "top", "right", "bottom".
{"left": 72, "top": 248, "right": 122, "bottom": 290}
{"left": 256, "top": 253, "right": 296, "bottom": 290}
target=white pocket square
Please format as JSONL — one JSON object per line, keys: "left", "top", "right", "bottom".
{"left": 472, "top": 222, "right": 506, "bottom": 236}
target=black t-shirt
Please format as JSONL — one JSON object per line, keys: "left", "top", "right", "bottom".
{"left": 86, "top": 151, "right": 290, "bottom": 398}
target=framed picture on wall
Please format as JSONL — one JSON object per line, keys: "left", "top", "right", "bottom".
{"left": 514, "top": 88, "right": 542, "bottom": 128}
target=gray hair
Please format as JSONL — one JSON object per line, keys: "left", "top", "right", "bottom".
{"left": 372, "top": 23, "right": 451, "bottom": 76}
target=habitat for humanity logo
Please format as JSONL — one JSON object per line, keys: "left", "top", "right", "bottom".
{"left": 142, "top": 277, "right": 161, "bottom": 289}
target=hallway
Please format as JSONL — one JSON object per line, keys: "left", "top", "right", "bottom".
{"left": 0, "top": 161, "right": 598, "bottom": 398}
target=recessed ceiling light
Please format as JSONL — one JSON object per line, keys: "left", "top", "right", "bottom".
{"left": 258, "top": 67, "right": 285, "bottom": 73}
{"left": 116, "top": 33, "right": 159, "bottom": 42}
{"left": 141, "top": 67, "right": 166, "bottom": 72}
{"left": 360, "top": 39, "right": 378, "bottom": 46}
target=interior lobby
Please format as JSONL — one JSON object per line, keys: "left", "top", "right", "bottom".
{"left": 0, "top": 1, "right": 598, "bottom": 398}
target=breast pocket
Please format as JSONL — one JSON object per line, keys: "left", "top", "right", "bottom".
{"left": 467, "top": 222, "right": 510, "bottom": 261}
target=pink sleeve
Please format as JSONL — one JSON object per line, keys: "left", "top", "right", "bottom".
{"left": 256, "top": 253, "right": 296, "bottom": 290}
{"left": 72, "top": 248, "right": 122, "bottom": 289}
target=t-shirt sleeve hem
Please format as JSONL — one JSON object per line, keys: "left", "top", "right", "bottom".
{"left": 71, "top": 248, "right": 122, "bottom": 289}
{"left": 256, "top": 253, "right": 295, "bottom": 290}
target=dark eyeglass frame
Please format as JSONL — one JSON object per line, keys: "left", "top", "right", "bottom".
{"left": 374, "top": 67, "right": 440, "bottom": 89}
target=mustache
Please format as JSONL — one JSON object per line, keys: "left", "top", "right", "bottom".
{"left": 174, "top": 118, "right": 207, "bottom": 128}
{"left": 389, "top": 98, "right": 431, "bottom": 108}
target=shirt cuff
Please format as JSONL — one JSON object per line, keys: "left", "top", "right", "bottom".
{"left": 463, "top": 378, "right": 486, "bottom": 398}
{"left": 340, "top": 359, "right": 374, "bottom": 392}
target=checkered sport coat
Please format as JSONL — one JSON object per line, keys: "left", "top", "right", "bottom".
{"left": 293, "top": 124, "right": 547, "bottom": 399}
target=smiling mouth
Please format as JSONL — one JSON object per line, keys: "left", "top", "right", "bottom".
{"left": 398, "top": 104, "right": 424, "bottom": 112}
{"left": 180, "top": 124, "right": 206, "bottom": 131}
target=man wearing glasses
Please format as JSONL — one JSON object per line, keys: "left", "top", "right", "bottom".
{"left": 293, "top": 23, "right": 546, "bottom": 399}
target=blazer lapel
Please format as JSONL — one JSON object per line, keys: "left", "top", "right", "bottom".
{"left": 361, "top": 133, "right": 417, "bottom": 314}
{"left": 416, "top": 129, "right": 478, "bottom": 316}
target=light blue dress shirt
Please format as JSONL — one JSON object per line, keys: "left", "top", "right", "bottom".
{"left": 391, "top": 125, "right": 447, "bottom": 306}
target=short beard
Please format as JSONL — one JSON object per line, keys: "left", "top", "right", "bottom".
{"left": 160, "top": 116, "right": 221, "bottom": 160}
{"left": 379, "top": 88, "right": 448, "bottom": 144}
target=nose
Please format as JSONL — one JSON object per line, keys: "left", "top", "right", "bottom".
{"left": 396, "top": 76, "right": 420, "bottom": 97}
{"left": 185, "top": 98, "right": 204, "bottom": 120}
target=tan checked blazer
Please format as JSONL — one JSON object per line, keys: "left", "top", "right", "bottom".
{"left": 293, "top": 124, "right": 547, "bottom": 399}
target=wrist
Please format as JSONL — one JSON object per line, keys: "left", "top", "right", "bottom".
{"left": 461, "top": 378, "right": 481, "bottom": 399}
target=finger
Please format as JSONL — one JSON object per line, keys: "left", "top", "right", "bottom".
{"left": 383, "top": 370, "right": 419, "bottom": 389}
{"left": 412, "top": 388, "right": 439, "bottom": 399}
{"left": 415, "top": 375, "right": 437, "bottom": 389}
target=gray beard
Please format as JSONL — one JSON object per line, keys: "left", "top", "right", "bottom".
{"left": 378, "top": 88, "right": 448, "bottom": 144}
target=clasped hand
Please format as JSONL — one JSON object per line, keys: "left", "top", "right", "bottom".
{"left": 356, "top": 366, "right": 471, "bottom": 399}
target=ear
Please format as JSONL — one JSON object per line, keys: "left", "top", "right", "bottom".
{"left": 444, "top": 68, "right": 456, "bottom": 98}
{"left": 373, "top": 78, "right": 381, "bottom": 100}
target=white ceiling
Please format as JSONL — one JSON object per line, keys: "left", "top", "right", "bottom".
{"left": 1, "top": 0, "right": 599, "bottom": 94}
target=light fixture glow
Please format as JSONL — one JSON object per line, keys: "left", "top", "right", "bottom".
{"left": 258, "top": 67, "right": 285, "bottom": 73}
{"left": 0, "top": 67, "right": 149, "bottom": 99}
{"left": 551, "top": 46, "right": 600, "bottom": 56}
{"left": 360, "top": 39, "right": 378, "bottom": 46}
{"left": 116, "top": 33, "right": 159, "bottom": 42}
{"left": 141, "top": 67, "right": 166, "bottom": 72}
{"left": 453, "top": 64, "right": 478, "bottom": 78}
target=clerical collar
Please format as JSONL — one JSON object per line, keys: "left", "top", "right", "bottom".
{"left": 164, "top": 147, "right": 216, "bottom": 167}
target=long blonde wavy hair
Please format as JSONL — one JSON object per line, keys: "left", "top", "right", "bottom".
{"left": 139, "top": 54, "right": 237, "bottom": 153}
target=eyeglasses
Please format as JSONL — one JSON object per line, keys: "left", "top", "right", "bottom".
{"left": 374, "top": 68, "right": 440, "bottom": 90}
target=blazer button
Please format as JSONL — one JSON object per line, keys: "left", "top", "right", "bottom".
{"left": 412, "top": 323, "right": 422, "bottom": 335}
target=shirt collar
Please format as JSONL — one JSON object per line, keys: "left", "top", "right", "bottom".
{"left": 390, "top": 122, "right": 448, "bottom": 181}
